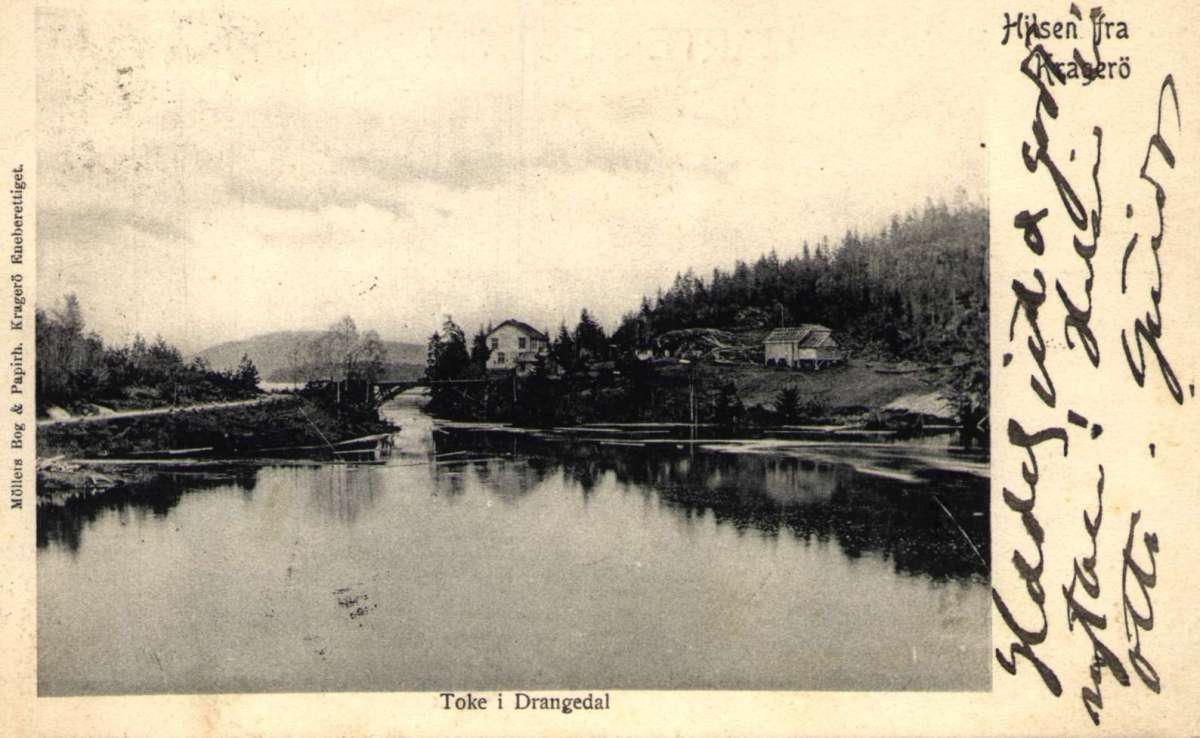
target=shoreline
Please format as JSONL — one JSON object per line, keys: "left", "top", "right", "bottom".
{"left": 36, "top": 392, "right": 395, "bottom": 479}
{"left": 36, "top": 387, "right": 986, "bottom": 500}
{"left": 423, "top": 358, "right": 986, "bottom": 447}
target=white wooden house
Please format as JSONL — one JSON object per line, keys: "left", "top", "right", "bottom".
{"left": 763, "top": 325, "right": 842, "bottom": 369}
{"left": 486, "top": 319, "right": 549, "bottom": 375}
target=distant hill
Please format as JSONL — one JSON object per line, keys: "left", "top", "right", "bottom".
{"left": 194, "top": 331, "right": 425, "bottom": 380}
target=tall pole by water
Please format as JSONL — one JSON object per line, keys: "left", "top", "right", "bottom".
{"left": 690, "top": 363, "right": 698, "bottom": 462}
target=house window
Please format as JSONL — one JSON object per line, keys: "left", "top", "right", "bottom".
{"left": 518, "top": 337, "right": 527, "bottom": 349}
{"left": 490, "top": 338, "right": 499, "bottom": 349}
{"left": 497, "top": 352, "right": 506, "bottom": 365}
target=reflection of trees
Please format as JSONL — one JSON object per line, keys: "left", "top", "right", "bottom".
{"left": 430, "top": 433, "right": 553, "bottom": 502}
{"left": 433, "top": 465, "right": 467, "bottom": 499}
{"left": 308, "top": 465, "right": 380, "bottom": 523}
{"left": 434, "top": 427, "right": 989, "bottom": 583}
{"left": 500, "top": 457, "right": 553, "bottom": 501}
{"left": 37, "top": 469, "right": 260, "bottom": 553}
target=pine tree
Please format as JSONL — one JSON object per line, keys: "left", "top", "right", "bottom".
{"left": 470, "top": 327, "right": 492, "bottom": 369}
{"left": 553, "top": 323, "right": 576, "bottom": 372}
{"left": 425, "top": 331, "right": 442, "bottom": 378}
{"left": 236, "top": 353, "right": 260, "bottom": 391}
{"left": 432, "top": 316, "right": 470, "bottom": 380}
{"left": 774, "top": 386, "right": 801, "bottom": 423}
{"left": 574, "top": 308, "right": 607, "bottom": 361}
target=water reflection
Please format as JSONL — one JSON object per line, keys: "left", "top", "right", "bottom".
{"left": 307, "top": 465, "right": 381, "bottom": 523}
{"left": 37, "top": 403, "right": 990, "bottom": 694}
{"left": 40, "top": 430, "right": 988, "bottom": 586}
{"left": 431, "top": 428, "right": 988, "bottom": 583}
{"left": 37, "top": 469, "right": 259, "bottom": 553}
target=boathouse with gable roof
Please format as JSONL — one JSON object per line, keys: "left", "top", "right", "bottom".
{"left": 763, "top": 324, "right": 843, "bottom": 369}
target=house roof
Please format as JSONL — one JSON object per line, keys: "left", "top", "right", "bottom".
{"left": 800, "top": 331, "right": 837, "bottom": 348}
{"left": 764, "top": 324, "right": 834, "bottom": 345}
{"left": 488, "top": 319, "right": 549, "bottom": 341}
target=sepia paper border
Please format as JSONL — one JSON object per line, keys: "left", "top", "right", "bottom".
{"left": 5, "top": 1, "right": 1200, "bottom": 736}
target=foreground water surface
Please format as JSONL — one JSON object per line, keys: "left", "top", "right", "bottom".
{"left": 38, "top": 397, "right": 990, "bottom": 695}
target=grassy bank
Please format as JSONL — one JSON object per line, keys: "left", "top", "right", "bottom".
{"left": 656, "top": 360, "right": 947, "bottom": 415}
{"left": 431, "top": 358, "right": 961, "bottom": 427}
{"left": 38, "top": 394, "right": 396, "bottom": 460}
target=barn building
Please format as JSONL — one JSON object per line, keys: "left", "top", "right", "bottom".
{"left": 486, "top": 319, "right": 549, "bottom": 375}
{"left": 763, "top": 325, "right": 843, "bottom": 369}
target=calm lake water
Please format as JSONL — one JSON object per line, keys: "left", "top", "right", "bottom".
{"left": 37, "top": 396, "right": 990, "bottom": 695}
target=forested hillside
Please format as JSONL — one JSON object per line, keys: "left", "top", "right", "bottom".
{"left": 614, "top": 201, "right": 988, "bottom": 365}
{"left": 426, "top": 201, "right": 989, "bottom": 430}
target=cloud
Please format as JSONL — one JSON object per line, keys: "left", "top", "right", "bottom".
{"left": 34, "top": 0, "right": 985, "bottom": 352}
{"left": 224, "top": 175, "right": 411, "bottom": 218}
{"left": 340, "top": 136, "right": 734, "bottom": 193}
{"left": 341, "top": 150, "right": 515, "bottom": 192}
{"left": 39, "top": 205, "right": 190, "bottom": 243}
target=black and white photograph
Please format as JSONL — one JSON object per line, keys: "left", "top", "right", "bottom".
{"left": 31, "top": 1, "right": 992, "bottom": 698}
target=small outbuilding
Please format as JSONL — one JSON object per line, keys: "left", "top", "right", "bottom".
{"left": 764, "top": 325, "right": 843, "bottom": 369}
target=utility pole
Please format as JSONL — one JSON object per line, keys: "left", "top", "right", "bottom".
{"left": 689, "top": 362, "right": 699, "bottom": 461}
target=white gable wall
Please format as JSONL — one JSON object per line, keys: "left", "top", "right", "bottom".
{"left": 486, "top": 324, "right": 546, "bottom": 370}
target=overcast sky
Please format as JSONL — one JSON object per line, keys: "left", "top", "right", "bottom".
{"left": 37, "top": 0, "right": 986, "bottom": 353}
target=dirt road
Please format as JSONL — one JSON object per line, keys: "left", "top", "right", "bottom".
{"left": 37, "top": 395, "right": 290, "bottom": 427}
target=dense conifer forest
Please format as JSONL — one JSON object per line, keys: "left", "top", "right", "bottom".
{"left": 612, "top": 201, "right": 988, "bottom": 365}
{"left": 427, "top": 200, "right": 989, "bottom": 431}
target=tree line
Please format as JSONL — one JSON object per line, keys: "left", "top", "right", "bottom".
{"left": 425, "top": 308, "right": 614, "bottom": 384}
{"left": 429, "top": 199, "right": 984, "bottom": 374}
{"left": 437, "top": 200, "right": 987, "bottom": 374}
{"left": 284, "top": 316, "right": 389, "bottom": 405}
{"left": 611, "top": 200, "right": 987, "bottom": 363}
{"left": 36, "top": 295, "right": 260, "bottom": 413}
{"left": 612, "top": 199, "right": 989, "bottom": 420}
{"left": 424, "top": 312, "right": 617, "bottom": 419}
{"left": 423, "top": 199, "right": 989, "bottom": 429}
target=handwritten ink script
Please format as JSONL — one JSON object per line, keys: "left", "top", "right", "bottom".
{"left": 995, "top": 5, "right": 1176, "bottom": 727}
{"left": 1120, "top": 79, "right": 1183, "bottom": 404}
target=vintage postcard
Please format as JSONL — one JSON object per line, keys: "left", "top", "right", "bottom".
{"left": 1, "top": 1, "right": 1198, "bottom": 736}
